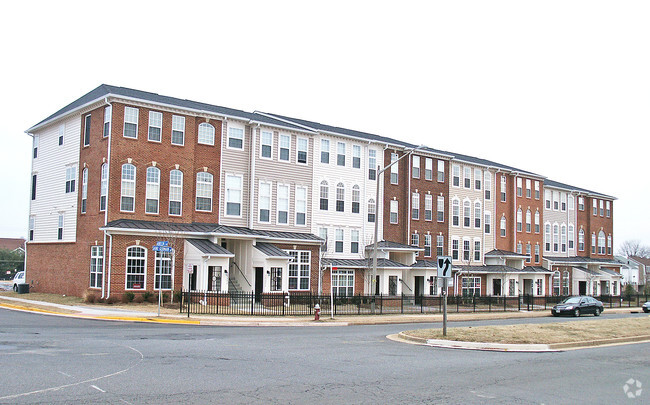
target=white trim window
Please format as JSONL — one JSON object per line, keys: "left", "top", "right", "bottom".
{"left": 474, "top": 239, "right": 481, "bottom": 261}
{"left": 411, "top": 233, "right": 419, "bottom": 247}
{"left": 258, "top": 181, "right": 271, "bottom": 223}
{"left": 337, "top": 142, "right": 346, "bottom": 166}
{"left": 500, "top": 216, "right": 506, "bottom": 237}
{"left": 351, "top": 230, "right": 359, "bottom": 253}
{"left": 145, "top": 167, "right": 160, "bottom": 214}
{"left": 545, "top": 223, "right": 551, "bottom": 251}
{"left": 279, "top": 134, "right": 291, "bottom": 161}
{"left": 437, "top": 160, "right": 445, "bottom": 182}
{"left": 484, "top": 171, "right": 491, "bottom": 200}
{"left": 390, "top": 200, "right": 398, "bottom": 224}
{"left": 463, "top": 199, "right": 471, "bottom": 227}
{"left": 534, "top": 181, "right": 540, "bottom": 199}
{"left": 500, "top": 176, "right": 506, "bottom": 202}
{"left": 103, "top": 105, "right": 111, "bottom": 138}
{"left": 260, "top": 130, "right": 273, "bottom": 159}
{"left": 568, "top": 224, "right": 575, "bottom": 250}
{"left": 437, "top": 234, "right": 444, "bottom": 257}
{"left": 352, "top": 185, "right": 360, "bottom": 213}
{"left": 352, "top": 145, "right": 361, "bottom": 169}
{"left": 368, "top": 149, "right": 376, "bottom": 180}
{"left": 390, "top": 153, "right": 399, "bottom": 184}
{"left": 598, "top": 231, "right": 606, "bottom": 254}
{"left": 578, "top": 228, "right": 585, "bottom": 251}
{"left": 33, "top": 135, "right": 38, "bottom": 158}
{"left": 171, "top": 115, "right": 185, "bottom": 145}
{"left": 412, "top": 155, "right": 420, "bottom": 178}
{"left": 516, "top": 208, "right": 523, "bottom": 232}
{"left": 83, "top": 114, "right": 91, "bottom": 147}
{"left": 591, "top": 232, "right": 597, "bottom": 254}
{"left": 336, "top": 182, "right": 345, "bottom": 212}
{"left": 463, "top": 167, "right": 471, "bottom": 189}
{"left": 321, "top": 139, "right": 330, "bottom": 164}
{"left": 226, "top": 174, "right": 243, "bottom": 217}
{"left": 424, "top": 234, "right": 432, "bottom": 257}
{"left": 195, "top": 172, "right": 213, "bottom": 212}
{"left": 288, "top": 250, "right": 310, "bottom": 290}
{"left": 607, "top": 235, "right": 612, "bottom": 255}
{"left": 228, "top": 126, "right": 244, "bottom": 150}
{"left": 276, "top": 184, "right": 289, "bottom": 224}
{"left": 57, "top": 213, "right": 64, "bottom": 240}
{"left": 367, "top": 199, "right": 376, "bottom": 223}
{"left": 65, "top": 166, "right": 76, "bottom": 193}
{"left": 124, "top": 107, "right": 139, "bottom": 138}
{"left": 81, "top": 168, "right": 88, "bottom": 214}
{"left": 424, "top": 194, "right": 433, "bottom": 221}
{"left": 462, "top": 277, "right": 481, "bottom": 297}
{"left": 148, "top": 111, "right": 162, "bottom": 142}
{"left": 198, "top": 123, "right": 216, "bottom": 146}
{"left": 412, "top": 192, "right": 420, "bottom": 220}
{"left": 553, "top": 224, "right": 559, "bottom": 252}
{"left": 534, "top": 244, "right": 540, "bottom": 262}
{"left": 561, "top": 224, "right": 567, "bottom": 252}
{"left": 332, "top": 269, "right": 354, "bottom": 297}
{"left": 59, "top": 125, "right": 64, "bottom": 145}
{"left": 463, "top": 238, "right": 470, "bottom": 261}
{"left": 126, "top": 246, "right": 146, "bottom": 290}
{"left": 606, "top": 201, "right": 611, "bottom": 217}
{"left": 120, "top": 164, "right": 136, "bottom": 212}
{"left": 561, "top": 193, "right": 567, "bottom": 212}
{"left": 90, "top": 246, "right": 103, "bottom": 288}
{"left": 474, "top": 168, "right": 482, "bottom": 190}
{"left": 526, "top": 179, "right": 531, "bottom": 198}
{"left": 452, "top": 198, "right": 460, "bottom": 226}
{"left": 593, "top": 199, "right": 598, "bottom": 216}
{"left": 297, "top": 137, "right": 308, "bottom": 164}
{"left": 29, "top": 217, "right": 34, "bottom": 241}
{"left": 484, "top": 211, "right": 491, "bottom": 234}
{"left": 578, "top": 196, "right": 584, "bottom": 211}
{"left": 319, "top": 180, "right": 329, "bottom": 210}
{"left": 424, "top": 158, "right": 433, "bottom": 181}
{"left": 534, "top": 210, "right": 540, "bottom": 233}
{"left": 169, "top": 169, "right": 183, "bottom": 216}
{"left": 335, "top": 228, "right": 344, "bottom": 253}
{"left": 452, "top": 238, "right": 459, "bottom": 260}
{"left": 525, "top": 209, "right": 532, "bottom": 233}
{"left": 599, "top": 200, "right": 604, "bottom": 217}
{"left": 474, "top": 201, "right": 481, "bottom": 229}
{"left": 516, "top": 177, "right": 522, "bottom": 197}
{"left": 295, "top": 186, "right": 307, "bottom": 226}
{"left": 100, "top": 163, "right": 108, "bottom": 212}
{"left": 155, "top": 251, "right": 173, "bottom": 290}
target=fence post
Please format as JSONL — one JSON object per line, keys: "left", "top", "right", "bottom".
{"left": 401, "top": 294, "right": 404, "bottom": 314}
{"left": 473, "top": 295, "right": 476, "bottom": 312}
{"left": 518, "top": 295, "right": 521, "bottom": 311}
{"left": 488, "top": 296, "right": 491, "bottom": 312}
{"left": 251, "top": 291, "right": 254, "bottom": 315}
{"left": 504, "top": 295, "right": 507, "bottom": 312}
{"left": 179, "top": 290, "right": 183, "bottom": 314}
{"left": 421, "top": 294, "right": 423, "bottom": 314}
{"left": 380, "top": 293, "right": 383, "bottom": 315}
{"left": 187, "top": 290, "right": 191, "bottom": 318}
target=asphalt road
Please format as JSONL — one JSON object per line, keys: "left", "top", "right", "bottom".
{"left": 0, "top": 309, "right": 648, "bottom": 404}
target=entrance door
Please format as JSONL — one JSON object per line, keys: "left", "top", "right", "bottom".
{"left": 523, "top": 279, "right": 533, "bottom": 295}
{"left": 578, "top": 281, "right": 586, "bottom": 295}
{"left": 414, "top": 276, "right": 424, "bottom": 304}
{"left": 493, "top": 279, "right": 502, "bottom": 296}
{"left": 190, "top": 265, "right": 198, "bottom": 291}
{"left": 375, "top": 275, "right": 380, "bottom": 295}
{"left": 254, "top": 267, "right": 264, "bottom": 302}
{"left": 208, "top": 266, "right": 221, "bottom": 291}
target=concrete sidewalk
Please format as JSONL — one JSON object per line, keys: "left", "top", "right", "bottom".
{"left": 0, "top": 294, "right": 644, "bottom": 327}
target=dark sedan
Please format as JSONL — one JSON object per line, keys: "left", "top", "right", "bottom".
{"left": 551, "top": 296, "right": 603, "bottom": 317}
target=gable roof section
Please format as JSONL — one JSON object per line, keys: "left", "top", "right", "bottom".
{"left": 254, "top": 243, "right": 291, "bottom": 258}
{"left": 323, "top": 258, "right": 408, "bottom": 269}
{"left": 186, "top": 239, "right": 234, "bottom": 257}
{"left": 485, "top": 249, "right": 529, "bottom": 259}
{"left": 364, "top": 240, "right": 422, "bottom": 251}
{"left": 0, "top": 237, "right": 26, "bottom": 251}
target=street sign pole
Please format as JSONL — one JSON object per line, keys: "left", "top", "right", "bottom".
{"left": 443, "top": 277, "right": 448, "bottom": 337}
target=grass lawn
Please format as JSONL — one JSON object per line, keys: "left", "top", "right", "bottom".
{"left": 403, "top": 317, "right": 650, "bottom": 344}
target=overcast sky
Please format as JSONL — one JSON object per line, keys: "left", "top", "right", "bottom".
{"left": 1, "top": 1, "right": 648, "bottom": 251}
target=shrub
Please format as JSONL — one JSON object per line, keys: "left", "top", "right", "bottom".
{"left": 173, "top": 291, "right": 182, "bottom": 303}
{"left": 623, "top": 284, "right": 636, "bottom": 301}
{"left": 83, "top": 291, "right": 97, "bottom": 304}
{"left": 122, "top": 292, "right": 135, "bottom": 303}
{"left": 143, "top": 291, "right": 155, "bottom": 303}
{"left": 133, "top": 294, "right": 144, "bottom": 303}
{"left": 106, "top": 295, "right": 119, "bottom": 305}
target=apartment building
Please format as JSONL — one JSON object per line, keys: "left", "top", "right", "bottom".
{"left": 24, "top": 84, "right": 621, "bottom": 300}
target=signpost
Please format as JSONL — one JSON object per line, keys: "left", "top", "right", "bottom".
{"left": 437, "top": 256, "right": 452, "bottom": 336}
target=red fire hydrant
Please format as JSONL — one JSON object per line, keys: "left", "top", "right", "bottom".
{"left": 314, "top": 303, "right": 321, "bottom": 321}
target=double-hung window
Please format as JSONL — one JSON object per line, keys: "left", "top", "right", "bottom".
{"left": 535, "top": 211, "right": 540, "bottom": 233}
{"left": 411, "top": 192, "right": 419, "bottom": 220}
{"left": 437, "top": 235, "right": 444, "bottom": 256}
{"left": 606, "top": 201, "right": 611, "bottom": 217}
{"left": 412, "top": 156, "right": 420, "bottom": 178}
{"left": 367, "top": 199, "right": 376, "bottom": 223}
{"left": 90, "top": 246, "right": 103, "bottom": 288}
{"left": 351, "top": 185, "right": 360, "bottom": 213}
{"left": 463, "top": 200, "right": 471, "bottom": 227}
{"left": 195, "top": 172, "right": 213, "bottom": 212}
{"left": 276, "top": 184, "right": 289, "bottom": 224}
{"left": 83, "top": 114, "right": 91, "bottom": 146}
{"left": 534, "top": 181, "right": 540, "bottom": 199}
{"left": 155, "top": 251, "right": 172, "bottom": 290}
{"left": 452, "top": 199, "right": 460, "bottom": 226}
{"left": 337, "top": 142, "right": 346, "bottom": 166}
{"left": 120, "top": 164, "right": 135, "bottom": 211}
{"left": 319, "top": 181, "right": 329, "bottom": 210}
{"left": 425, "top": 234, "right": 432, "bottom": 257}
{"left": 526, "top": 179, "right": 531, "bottom": 198}
{"left": 474, "top": 240, "right": 481, "bottom": 261}
{"left": 228, "top": 126, "right": 244, "bottom": 149}
{"left": 500, "top": 216, "right": 507, "bottom": 237}
{"left": 526, "top": 209, "right": 532, "bottom": 232}
{"left": 437, "top": 160, "right": 445, "bottom": 182}
{"left": 57, "top": 214, "right": 64, "bottom": 240}
{"left": 169, "top": 170, "right": 183, "bottom": 216}
{"left": 411, "top": 233, "right": 420, "bottom": 247}
{"left": 561, "top": 225, "right": 567, "bottom": 252}
{"left": 500, "top": 176, "right": 506, "bottom": 202}
{"left": 516, "top": 208, "right": 523, "bottom": 232}
{"left": 261, "top": 130, "right": 273, "bottom": 158}
{"left": 29, "top": 217, "right": 34, "bottom": 241}
{"left": 225, "top": 174, "right": 242, "bottom": 216}
{"left": 352, "top": 145, "right": 361, "bottom": 168}
{"left": 484, "top": 172, "right": 491, "bottom": 200}
{"left": 452, "top": 238, "right": 459, "bottom": 260}
{"left": 148, "top": 111, "right": 162, "bottom": 142}
{"left": 336, "top": 183, "right": 345, "bottom": 212}
{"left": 124, "top": 107, "right": 139, "bottom": 138}
{"left": 474, "top": 202, "right": 481, "bottom": 228}
{"left": 198, "top": 123, "right": 215, "bottom": 145}
{"left": 321, "top": 139, "right": 330, "bottom": 163}
{"left": 368, "top": 150, "right": 376, "bottom": 180}
{"left": 390, "top": 153, "right": 399, "bottom": 184}
{"left": 464, "top": 167, "right": 471, "bottom": 188}
{"left": 424, "top": 194, "right": 433, "bottom": 221}
{"left": 279, "top": 134, "right": 290, "bottom": 161}
{"left": 437, "top": 196, "right": 444, "bottom": 222}
{"left": 171, "top": 115, "right": 185, "bottom": 145}
{"left": 258, "top": 181, "right": 271, "bottom": 223}
{"left": 81, "top": 168, "right": 88, "bottom": 213}
{"left": 295, "top": 186, "right": 307, "bottom": 225}
{"left": 474, "top": 169, "right": 482, "bottom": 190}
{"left": 332, "top": 269, "right": 353, "bottom": 296}
{"left": 390, "top": 200, "right": 398, "bottom": 224}
{"left": 297, "top": 138, "right": 308, "bottom": 164}
{"left": 126, "top": 246, "right": 146, "bottom": 289}
{"left": 516, "top": 177, "right": 522, "bottom": 197}
{"left": 484, "top": 211, "right": 491, "bottom": 234}
{"left": 31, "top": 173, "right": 37, "bottom": 200}
{"left": 351, "top": 230, "right": 359, "bottom": 253}
{"left": 452, "top": 165, "right": 460, "bottom": 187}
{"left": 424, "top": 158, "right": 433, "bottom": 180}
{"left": 33, "top": 136, "right": 38, "bottom": 158}
{"left": 65, "top": 166, "right": 76, "bottom": 193}
{"left": 145, "top": 167, "right": 160, "bottom": 214}
{"left": 103, "top": 106, "right": 111, "bottom": 138}
{"left": 100, "top": 163, "right": 108, "bottom": 211}
{"left": 335, "top": 229, "right": 344, "bottom": 253}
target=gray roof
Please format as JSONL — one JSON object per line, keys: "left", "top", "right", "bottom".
{"left": 364, "top": 240, "right": 422, "bottom": 251}
{"left": 544, "top": 179, "right": 615, "bottom": 200}
{"left": 254, "top": 243, "right": 291, "bottom": 258}
{"left": 457, "top": 265, "right": 547, "bottom": 274}
{"left": 427, "top": 147, "right": 543, "bottom": 178}
{"left": 322, "top": 258, "right": 408, "bottom": 269}
{"left": 485, "top": 249, "right": 529, "bottom": 258}
{"left": 412, "top": 260, "right": 438, "bottom": 268}
{"left": 186, "top": 239, "right": 233, "bottom": 256}
{"left": 102, "top": 219, "right": 322, "bottom": 243}
{"left": 28, "top": 84, "right": 311, "bottom": 133}
{"left": 544, "top": 256, "right": 622, "bottom": 266}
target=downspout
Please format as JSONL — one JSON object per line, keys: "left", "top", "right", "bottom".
{"left": 407, "top": 152, "right": 412, "bottom": 245}
{"left": 102, "top": 97, "right": 112, "bottom": 298}
{"left": 248, "top": 124, "right": 257, "bottom": 228}
{"left": 106, "top": 231, "right": 113, "bottom": 299}
{"left": 512, "top": 174, "right": 517, "bottom": 252}
{"left": 26, "top": 132, "right": 35, "bottom": 283}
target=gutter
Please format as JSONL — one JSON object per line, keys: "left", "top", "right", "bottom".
{"left": 102, "top": 98, "right": 112, "bottom": 298}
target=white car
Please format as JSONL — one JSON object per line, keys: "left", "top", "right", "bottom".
{"left": 643, "top": 301, "right": 650, "bottom": 313}
{"left": 12, "top": 271, "right": 25, "bottom": 292}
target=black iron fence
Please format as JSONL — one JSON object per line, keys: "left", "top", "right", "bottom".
{"left": 179, "top": 290, "right": 649, "bottom": 316}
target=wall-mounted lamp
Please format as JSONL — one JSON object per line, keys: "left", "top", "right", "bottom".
{"left": 266, "top": 270, "right": 270, "bottom": 275}
{"left": 223, "top": 269, "right": 228, "bottom": 274}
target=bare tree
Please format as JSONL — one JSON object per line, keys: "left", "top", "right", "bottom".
{"left": 617, "top": 240, "right": 650, "bottom": 258}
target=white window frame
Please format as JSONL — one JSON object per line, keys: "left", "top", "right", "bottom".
{"left": 337, "top": 142, "right": 346, "bottom": 166}
{"left": 332, "top": 269, "right": 354, "bottom": 296}
{"left": 81, "top": 168, "right": 88, "bottom": 214}
{"left": 279, "top": 134, "right": 291, "bottom": 161}
{"left": 65, "top": 165, "right": 76, "bottom": 194}
{"left": 335, "top": 228, "right": 344, "bottom": 253}
{"left": 145, "top": 166, "right": 160, "bottom": 214}
{"left": 83, "top": 114, "right": 91, "bottom": 147}
{"left": 169, "top": 169, "right": 183, "bottom": 216}
{"left": 258, "top": 181, "right": 272, "bottom": 223}
{"left": 125, "top": 245, "right": 146, "bottom": 290}
{"left": 90, "top": 246, "right": 103, "bottom": 289}
{"left": 295, "top": 185, "right": 307, "bottom": 226}
{"left": 390, "top": 200, "right": 398, "bottom": 224}
{"left": 260, "top": 130, "right": 273, "bottom": 159}
{"left": 424, "top": 158, "right": 433, "bottom": 181}
{"left": 195, "top": 172, "right": 213, "bottom": 212}
{"left": 350, "top": 230, "right": 360, "bottom": 254}
{"left": 198, "top": 122, "right": 216, "bottom": 146}
{"left": 463, "top": 167, "right": 471, "bottom": 189}
{"left": 57, "top": 213, "right": 64, "bottom": 240}
{"left": 412, "top": 155, "right": 420, "bottom": 178}
{"left": 437, "top": 160, "right": 445, "bottom": 182}
{"left": 321, "top": 138, "right": 330, "bottom": 164}
{"left": 484, "top": 171, "right": 491, "bottom": 200}
{"left": 148, "top": 111, "right": 162, "bottom": 142}
{"left": 103, "top": 105, "right": 111, "bottom": 138}
{"left": 120, "top": 164, "right": 135, "bottom": 212}
{"left": 228, "top": 125, "right": 245, "bottom": 150}
{"left": 412, "top": 192, "right": 420, "bottom": 220}
{"left": 297, "top": 137, "right": 308, "bottom": 165}
{"left": 225, "top": 174, "right": 243, "bottom": 217}
{"left": 390, "top": 153, "right": 399, "bottom": 184}
{"left": 424, "top": 194, "right": 433, "bottom": 221}
{"left": 100, "top": 163, "right": 108, "bottom": 212}
{"left": 171, "top": 115, "right": 185, "bottom": 146}
{"left": 276, "top": 183, "right": 289, "bottom": 224}
{"left": 352, "top": 145, "right": 361, "bottom": 169}
{"left": 154, "top": 251, "right": 173, "bottom": 290}
{"left": 123, "top": 106, "right": 139, "bottom": 139}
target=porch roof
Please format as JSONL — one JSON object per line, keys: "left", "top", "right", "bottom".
{"left": 323, "top": 258, "right": 408, "bottom": 269}
{"left": 186, "top": 239, "right": 234, "bottom": 257}
{"left": 102, "top": 219, "right": 323, "bottom": 243}
{"left": 254, "top": 243, "right": 291, "bottom": 259}
{"left": 484, "top": 249, "right": 529, "bottom": 259}
{"left": 364, "top": 240, "right": 423, "bottom": 252}
{"left": 412, "top": 260, "right": 438, "bottom": 269}
{"left": 544, "top": 256, "right": 622, "bottom": 266}
{"left": 456, "top": 265, "right": 551, "bottom": 274}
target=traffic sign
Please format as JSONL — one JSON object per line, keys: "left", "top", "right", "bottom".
{"left": 152, "top": 246, "right": 173, "bottom": 253}
{"left": 437, "top": 256, "right": 452, "bottom": 278}
{"left": 155, "top": 241, "right": 169, "bottom": 247}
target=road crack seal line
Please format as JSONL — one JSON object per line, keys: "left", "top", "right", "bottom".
{"left": 0, "top": 345, "right": 144, "bottom": 401}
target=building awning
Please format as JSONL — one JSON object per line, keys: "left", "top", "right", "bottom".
{"left": 254, "top": 243, "right": 291, "bottom": 259}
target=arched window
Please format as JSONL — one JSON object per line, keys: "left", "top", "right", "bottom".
{"left": 126, "top": 246, "right": 146, "bottom": 290}
{"left": 336, "top": 182, "right": 345, "bottom": 212}
{"left": 146, "top": 166, "right": 160, "bottom": 214}
{"left": 578, "top": 228, "right": 585, "bottom": 251}
{"left": 198, "top": 123, "right": 215, "bottom": 145}
{"left": 500, "top": 215, "right": 507, "bottom": 237}
{"left": 463, "top": 199, "right": 471, "bottom": 227}
{"left": 553, "top": 224, "right": 559, "bottom": 252}
{"left": 367, "top": 199, "right": 376, "bottom": 223}
{"left": 121, "top": 163, "right": 136, "bottom": 212}
{"left": 562, "top": 270, "right": 570, "bottom": 295}
{"left": 352, "top": 185, "right": 360, "bottom": 213}
{"left": 100, "top": 163, "right": 108, "bottom": 211}
{"left": 320, "top": 181, "right": 329, "bottom": 210}
{"left": 195, "top": 172, "right": 213, "bottom": 211}
{"left": 545, "top": 223, "right": 551, "bottom": 251}
{"left": 169, "top": 169, "right": 183, "bottom": 216}
{"left": 598, "top": 231, "right": 606, "bottom": 254}
{"left": 474, "top": 201, "right": 481, "bottom": 228}
{"left": 452, "top": 198, "right": 460, "bottom": 226}
{"left": 516, "top": 208, "right": 523, "bottom": 232}
{"left": 552, "top": 271, "right": 560, "bottom": 295}
{"left": 525, "top": 209, "right": 532, "bottom": 233}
